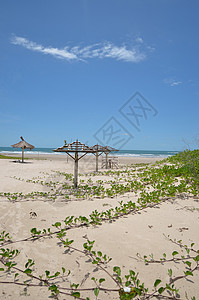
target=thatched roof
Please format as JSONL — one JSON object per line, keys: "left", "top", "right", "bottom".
{"left": 11, "top": 136, "right": 35, "bottom": 149}
{"left": 53, "top": 140, "right": 96, "bottom": 153}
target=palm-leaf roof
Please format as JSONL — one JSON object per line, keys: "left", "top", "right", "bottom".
{"left": 11, "top": 136, "right": 35, "bottom": 149}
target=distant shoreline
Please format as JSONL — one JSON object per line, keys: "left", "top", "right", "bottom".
{"left": 0, "top": 146, "right": 180, "bottom": 158}
{"left": 0, "top": 151, "right": 164, "bottom": 165}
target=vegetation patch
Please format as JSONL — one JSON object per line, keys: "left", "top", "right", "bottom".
{"left": 0, "top": 154, "right": 25, "bottom": 160}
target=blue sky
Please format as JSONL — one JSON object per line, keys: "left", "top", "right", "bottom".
{"left": 0, "top": 0, "right": 198, "bottom": 151}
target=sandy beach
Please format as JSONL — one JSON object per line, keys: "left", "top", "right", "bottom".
{"left": 0, "top": 154, "right": 198, "bottom": 300}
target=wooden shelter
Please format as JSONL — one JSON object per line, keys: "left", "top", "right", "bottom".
{"left": 11, "top": 136, "right": 35, "bottom": 163}
{"left": 102, "top": 156, "right": 119, "bottom": 169}
{"left": 53, "top": 140, "right": 96, "bottom": 188}
{"left": 103, "top": 146, "right": 119, "bottom": 169}
{"left": 90, "top": 144, "right": 106, "bottom": 172}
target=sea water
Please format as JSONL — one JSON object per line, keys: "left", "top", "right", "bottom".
{"left": 0, "top": 147, "right": 179, "bottom": 158}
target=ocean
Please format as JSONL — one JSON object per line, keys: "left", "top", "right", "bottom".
{"left": 0, "top": 147, "right": 180, "bottom": 158}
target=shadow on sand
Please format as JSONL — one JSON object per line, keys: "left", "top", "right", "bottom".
{"left": 11, "top": 160, "right": 33, "bottom": 164}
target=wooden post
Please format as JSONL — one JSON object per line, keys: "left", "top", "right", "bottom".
{"left": 109, "top": 158, "right": 112, "bottom": 169}
{"left": 74, "top": 151, "right": 78, "bottom": 188}
{"left": 22, "top": 148, "right": 24, "bottom": 163}
{"left": 96, "top": 151, "right": 99, "bottom": 172}
{"left": 105, "top": 152, "right": 108, "bottom": 169}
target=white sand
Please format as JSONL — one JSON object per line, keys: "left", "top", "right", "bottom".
{"left": 0, "top": 154, "right": 198, "bottom": 299}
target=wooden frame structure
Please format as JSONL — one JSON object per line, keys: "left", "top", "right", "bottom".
{"left": 53, "top": 140, "right": 96, "bottom": 188}
{"left": 90, "top": 144, "right": 105, "bottom": 172}
{"left": 103, "top": 146, "right": 119, "bottom": 169}
{"left": 102, "top": 156, "right": 119, "bottom": 169}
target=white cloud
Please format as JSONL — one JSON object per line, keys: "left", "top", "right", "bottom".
{"left": 164, "top": 78, "right": 183, "bottom": 87}
{"left": 11, "top": 35, "right": 146, "bottom": 63}
{"left": 170, "top": 81, "right": 182, "bottom": 87}
{"left": 136, "top": 37, "right": 144, "bottom": 44}
{"left": 11, "top": 36, "right": 78, "bottom": 60}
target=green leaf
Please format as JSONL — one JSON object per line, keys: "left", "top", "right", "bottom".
{"left": 168, "top": 269, "right": 172, "bottom": 277}
{"left": 172, "top": 251, "right": 179, "bottom": 256}
{"left": 194, "top": 255, "right": 199, "bottom": 262}
{"left": 62, "top": 267, "right": 66, "bottom": 274}
{"left": 49, "top": 284, "right": 59, "bottom": 295}
{"left": 25, "top": 259, "right": 34, "bottom": 268}
{"left": 97, "top": 251, "right": 102, "bottom": 257}
{"left": 129, "top": 270, "right": 135, "bottom": 276}
{"left": 54, "top": 271, "right": 60, "bottom": 277}
{"left": 185, "top": 261, "right": 191, "bottom": 268}
{"left": 186, "top": 248, "right": 190, "bottom": 254}
{"left": 158, "top": 287, "right": 164, "bottom": 294}
{"left": 166, "top": 283, "right": 172, "bottom": 291}
{"left": 0, "top": 268, "right": 4, "bottom": 271}
{"left": 154, "top": 279, "right": 161, "bottom": 288}
{"left": 53, "top": 222, "right": 61, "bottom": 228}
{"left": 65, "top": 239, "right": 74, "bottom": 246}
{"left": 125, "top": 281, "right": 131, "bottom": 287}
{"left": 24, "top": 268, "right": 32, "bottom": 275}
{"left": 94, "top": 288, "right": 99, "bottom": 297}
{"left": 71, "top": 283, "right": 79, "bottom": 289}
{"left": 113, "top": 266, "right": 121, "bottom": 276}
{"left": 99, "top": 278, "right": 105, "bottom": 284}
{"left": 184, "top": 271, "right": 193, "bottom": 276}
{"left": 83, "top": 242, "right": 88, "bottom": 249}
{"left": 30, "top": 227, "right": 41, "bottom": 235}
{"left": 71, "top": 292, "right": 80, "bottom": 298}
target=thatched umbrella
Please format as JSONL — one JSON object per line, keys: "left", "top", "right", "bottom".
{"left": 53, "top": 140, "right": 96, "bottom": 188}
{"left": 11, "top": 136, "right": 35, "bottom": 162}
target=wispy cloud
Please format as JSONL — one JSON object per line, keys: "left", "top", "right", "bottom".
{"left": 11, "top": 35, "right": 147, "bottom": 63}
{"left": 135, "top": 37, "right": 144, "bottom": 44}
{"left": 11, "top": 36, "right": 78, "bottom": 61}
{"left": 164, "top": 78, "right": 183, "bottom": 87}
{"left": 170, "top": 81, "right": 182, "bottom": 87}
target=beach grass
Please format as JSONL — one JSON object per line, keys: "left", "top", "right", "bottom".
{"left": 0, "top": 154, "right": 34, "bottom": 160}
{"left": 0, "top": 154, "right": 23, "bottom": 160}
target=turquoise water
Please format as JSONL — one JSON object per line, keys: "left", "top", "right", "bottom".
{"left": 0, "top": 147, "right": 180, "bottom": 158}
